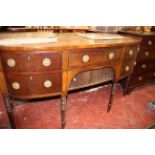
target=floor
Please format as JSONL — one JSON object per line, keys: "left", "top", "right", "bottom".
{"left": 12, "top": 83, "right": 155, "bottom": 129}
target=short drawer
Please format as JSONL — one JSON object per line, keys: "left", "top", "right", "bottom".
{"left": 129, "top": 70, "right": 155, "bottom": 86}
{"left": 141, "top": 37, "right": 155, "bottom": 49}
{"left": 123, "top": 45, "right": 139, "bottom": 60}
{"left": 68, "top": 47, "right": 122, "bottom": 68}
{"left": 136, "top": 48, "right": 155, "bottom": 63}
{"left": 120, "top": 59, "right": 135, "bottom": 78}
{"left": 5, "top": 71, "right": 62, "bottom": 98}
{"left": 134, "top": 61, "right": 155, "bottom": 74}
{"left": 1, "top": 51, "right": 62, "bottom": 72}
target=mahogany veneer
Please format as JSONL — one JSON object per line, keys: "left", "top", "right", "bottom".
{"left": 0, "top": 32, "right": 141, "bottom": 128}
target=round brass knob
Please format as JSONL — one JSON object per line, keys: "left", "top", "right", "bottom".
{"left": 138, "top": 76, "right": 143, "bottom": 81}
{"left": 109, "top": 52, "right": 115, "bottom": 60}
{"left": 148, "top": 40, "right": 152, "bottom": 45}
{"left": 44, "top": 80, "right": 52, "bottom": 88}
{"left": 82, "top": 55, "right": 90, "bottom": 63}
{"left": 125, "top": 66, "right": 130, "bottom": 72}
{"left": 73, "top": 77, "right": 77, "bottom": 82}
{"left": 129, "top": 49, "right": 133, "bottom": 56}
{"left": 134, "top": 62, "right": 137, "bottom": 66}
{"left": 142, "top": 64, "right": 147, "bottom": 68}
{"left": 29, "top": 76, "right": 33, "bottom": 80}
{"left": 0, "top": 111, "right": 3, "bottom": 116}
{"left": 12, "top": 82, "right": 20, "bottom": 90}
{"left": 137, "top": 47, "right": 140, "bottom": 52}
{"left": 145, "top": 51, "right": 149, "bottom": 56}
{"left": 7, "top": 58, "right": 16, "bottom": 67}
{"left": 42, "top": 58, "right": 51, "bottom": 67}
{"left": 27, "top": 56, "right": 31, "bottom": 60}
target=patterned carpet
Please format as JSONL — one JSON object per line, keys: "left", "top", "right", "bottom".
{"left": 13, "top": 83, "right": 155, "bottom": 129}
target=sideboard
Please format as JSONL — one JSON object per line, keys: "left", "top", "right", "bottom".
{"left": 0, "top": 32, "right": 141, "bottom": 128}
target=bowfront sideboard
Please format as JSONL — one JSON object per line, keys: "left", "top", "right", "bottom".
{"left": 0, "top": 32, "right": 141, "bottom": 128}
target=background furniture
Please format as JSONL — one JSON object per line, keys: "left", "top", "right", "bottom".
{"left": 0, "top": 32, "right": 141, "bottom": 128}
{"left": 119, "top": 31, "right": 155, "bottom": 94}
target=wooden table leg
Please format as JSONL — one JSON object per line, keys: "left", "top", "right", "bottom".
{"left": 4, "top": 95, "right": 16, "bottom": 128}
{"left": 107, "top": 81, "right": 116, "bottom": 113}
{"left": 61, "top": 96, "right": 67, "bottom": 129}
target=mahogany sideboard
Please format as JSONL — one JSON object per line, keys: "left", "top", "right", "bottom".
{"left": 0, "top": 32, "right": 141, "bottom": 128}
{"left": 119, "top": 31, "right": 155, "bottom": 94}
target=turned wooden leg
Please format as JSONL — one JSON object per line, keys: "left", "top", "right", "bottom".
{"left": 123, "top": 74, "right": 132, "bottom": 96}
{"left": 107, "top": 81, "right": 116, "bottom": 113}
{"left": 4, "top": 95, "right": 16, "bottom": 129}
{"left": 61, "top": 96, "right": 67, "bottom": 129}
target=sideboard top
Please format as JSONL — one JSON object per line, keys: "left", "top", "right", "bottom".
{"left": 0, "top": 32, "right": 141, "bottom": 52}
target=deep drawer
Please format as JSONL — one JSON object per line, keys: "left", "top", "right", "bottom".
{"left": 1, "top": 51, "right": 62, "bottom": 72}
{"left": 136, "top": 48, "right": 155, "bottom": 63}
{"left": 133, "top": 61, "right": 155, "bottom": 74}
{"left": 120, "top": 59, "right": 135, "bottom": 78}
{"left": 129, "top": 70, "right": 155, "bottom": 86}
{"left": 123, "top": 45, "right": 139, "bottom": 61}
{"left": 5, "top": 71, "right": 62, "bottom": 98}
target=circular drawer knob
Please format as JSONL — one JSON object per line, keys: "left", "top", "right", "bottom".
{"left": 129, "top": 49, "right": 133, "bottom": 56}
{"left": 134, "top": 62, "right": 137, "bottom": 66}
{"left": 7, "top": 58, "right": 16, "bottom": 67}
{"left": 148, "top": 40, "right": 152, "bottom": 45}
{"left": 125, "top": 66, "right": 130, "bottom": 72}
{"left": 138, "top": 76, "right": 143, "bottom": 81}
{"left": 42, "top": 58, "right": 51, "bottom": 67}
{"left": 82, "top": 55, "right": 90, "bottom": 63}
{"left": 109, "top": 52, "right": 115, "bottom": 60}
{"left": 0, "top": 111, "right": 3, "bottom": 116}
{"left": 145, "top": 51, "right": 150, "bottom": 56}
{"left": 44, "top": 80, "right": 52, "bottom": 88}
{"left": 142, "top": 64, "right": 147, "bottom": 68}
{"left": 12, "top": 82, "right": 20, "bottom": 90}
{"left": 73, "top": 77, "right": 77, "bottom": 82}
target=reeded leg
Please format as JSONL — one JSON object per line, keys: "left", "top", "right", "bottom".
{"left": 61, "top": 96, "right": 67, "bottom": 129}
{"left": 107, "top": 81, "right": 116, "bottom": 113}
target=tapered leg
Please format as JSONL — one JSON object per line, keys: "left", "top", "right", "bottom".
{"left": 123, "top": 74, "right": 132, "bottom": 96}
{"left": 107, "top": 81, "right": 116, "bottom": 113}
{"left": 61, "top": 96, "right": 67, "bottom": 129}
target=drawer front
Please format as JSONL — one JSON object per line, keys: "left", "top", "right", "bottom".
{"left": 141, "top": 37, "right": 155, "bottom": 49}
{"left": 133, "top": 61, "right": 155, "bottom": 74}
{"left": 130, "top": 70, "right": 155, "bottom": 86}
{"left": 1, "top": 51, "right": 62, "bottom": 72}
{"left": 136, "top": 48, "right": 155, "bottom": 63}
{"left": 120, "top": 59, "right": 135, "bottom": 78}
{"left": 69, "top": 47, "right": 122, "bottom": 68}
{"left": 5, "top": 71, "right": 62, "bottom": 98}
{"left": 123, "top": 45, "right": 139, "bottom": 60}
